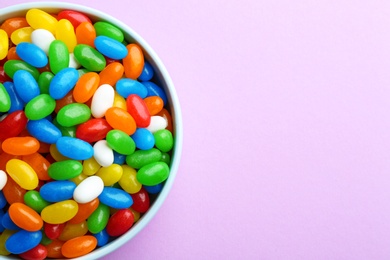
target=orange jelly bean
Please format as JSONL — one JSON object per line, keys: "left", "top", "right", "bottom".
{"left": 69, "top": 198, "right": 99, "bottom": 224}
{"left": 38, "top": 141, "right": 51, "bottom": 154}
{"left": 22, "top": 153, "right": 51, "bottom": 181}
{"left": 2, "top": 177, "right": 26, "bottom": 204}
{"left": 105, "top": 107, "right": 137, "bottom": 135}
{"left": 45, "top": 240, "right": 64, "bottom": 259}
{"left": 123, "top": 43, "right": 144, "bottom": 79}
{"left": 144, "top": 96, "right": 164, "bottom": 116}
{"left": 0, "top": 17, "right": 29, "bottom": 36}
{"left": 76, "top": 22, "right": 96, "bottom": 47}
{"left": 9, "top": 202, "right": 43, "bottom": 231}
{"left": 157, "top": 108, "right": 173, "bottom": 133}
{"left": 54, "top": 91, "right": 75, "bottom": 114}
{"left": 99, "top": 62, "right": 124, "bottom": 86}
{"left": 6, "top": 46, "right": 21, "bottom": 61}
{"left": 73, "top": 72, "right": 100, "bottom": 103}
{"left": 2, "top": 136, "right": 40, "bottom": 155}
{"left": 61, "top": 235, "right": 97, "bottom": 258}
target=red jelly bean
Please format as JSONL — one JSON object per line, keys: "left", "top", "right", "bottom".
{"left": 57, "top": 10, "right": 92, "bottom": 29}
{"left": 0, "top": 66, "right": 11, "bottom": 83}
{"left": 44, "top": 223, "right": 65, "bottom": 240}
{"left": 126, "top": 94, "right": 151, "bottom": 128}
{"left": 76, "top": 118, "right": 112, "bottom": 143}
{"left": 0, "top": 110, "right": 28, "bottom": 141}
{"left": 130, "top": 187, "right": 150, "bottom": 213}
{"left": 106, "top": 209, "right": 134, "bottom": 237}
{"left": 19, "top": 244, "right": 48, "bottom": 260}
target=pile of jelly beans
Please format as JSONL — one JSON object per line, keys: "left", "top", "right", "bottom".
{"left": 0, "top": 8, "right": 174, "bottom": 259}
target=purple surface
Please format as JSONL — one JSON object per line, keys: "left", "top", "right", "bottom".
{"left": 2, "top": 0, "right": 390, "bottom": 259}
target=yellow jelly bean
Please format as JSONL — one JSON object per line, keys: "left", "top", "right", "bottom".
{"left": 55, "top": 19, "right": 77, "bottom": 53}
{"left": 59, "top": 221, "right": 89, "bottom": 241}
{"left": 129, "top": 208, "right": 140, "bottom": 222}
{"left": 0, "top": 29, "right": 8, "bottom": 60}
{"left": 113, "top": 92, "right": 127, "bottom": 110}
{"left": 0, "top": 230, "right": 16, "bottom": 255}
{"left": 26, "top": 9, "right": 58, "bottom": 34}
{"left": 10, "top": 27, "right": 33, "bottom": 45}
{"left": 41, "top": 200, "right": 78, "bottom": 224}
{"left": 95, "top": 164, "right": 123, "bottom": 186}
{"left": 6, "top": 159, "right": 39, "bottom": 190}
{"left": 70, "top": 173, "right": 88, "bottom": 185}
{"left": 82, "top": 157, "right": 101, "bottom": 176}
{"left": 118, "top": 165, "right": 142, "bottom": 194}
{"left": 50, "top": 144, "right": 71, "bottom": 161}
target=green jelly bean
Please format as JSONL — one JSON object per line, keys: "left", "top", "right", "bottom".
{"left": 3, "top": 60, "right": 40, "bottom": 81}
{"left": 73, "top": 44, "right": 106, "bottom": 72}
{"left": 87, "top": 203, "right": 110, "bottom": 234}
{"left": 137, "top": 161, "right": 169, "bottom": 186}
{"left": 53, "top": 118, "right": 76, "bottom": 137}
{"left": 38, "top": 71, "right": 54, "bottom": 94}
{"left": 94, "top": 21, "right": 124, "bottom": 42}
{"left": 24, "top": 190, "right": 50, "bottom": 213}
{"left": 126, "top": 148, "right": 162, "bottom": 169}
{"left": 106, "top": 130, "right": 136, "bottom": 155}
{"left": 48, "top": 160, "right": 83, "bottom": 180}
{"left": 154, "top": 129, "right": 174, "bottom": 152}
{"left": 57, "top": 103, "right": 91, "bottom": 127}
{"left": 160, "top": 152, "right": 171, "bottom": 165}
{"left": 0, "top": 83, "right": 11, "bottom": 112}
{"left": 49, "top": 40, "right": 69, "bottom": 74}
{"left": 25, "top": 94, "right": 56, "bottom": 120}
{"left": 40, "top": 233, "right": 52, "bottom": 246}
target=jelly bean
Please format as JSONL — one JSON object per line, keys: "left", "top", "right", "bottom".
{"left": 7, "top": 46, "right": 20, "bottom": 61}
{"left": 38, "top": 142, "right": 51, "bottom": 154}
{"left": 93, "top": 229, "right": 109, "bottom": 247}
{"left": 48, "top": 160, "right": 82, "bottom": 180}
{"left": 13, "top": 70, "right": 40, "bottom": 103}
{"left": 70, "top": 173, "right": 88, "bottom": 185}
{"left": 76, "top": 118, "right": 112, "bottom": 143}
{"left": 116, "top": 78, "right": 148, "bottom": 99}
{"left": 54, "top": 91, "right": 75, "bottom": 114}
{"left": 56, "top": 136, "right": 93, "bottom": 160}
{"left": 58, "top": 10, "right": 91, "bottom": 29}
{"left": 154, "top": 129, "right": 174, "bottom": 152}
{"left": 6, "top": 159, "right": 39, "bottom": 190}
{"left": 26, "top": 9, "right": 57, "bottom": 34}
{"left": 0, "top": 68, "right": 12, "bottom": 84}
{"left": 69, "top": 198, "right": 99, "bottom": 224}
{"left": 73, "top": 175, "right": 104, "bottom": 204}
{"left": 59, "top": 221, "right": 88, "bottom": 241}
{"left": 127, "top": 94, "right": 151, "bottom": 128}
{"left": 40, "top": 181, "right": 76, "bottom": 202}
{"left": 45, "top": 239, "right": 64, "bottom": 259}
{"left": 44, "top": 223, "right": 65, "bottom": 240}
{"left": 105, "top": 107, "right": 136, "bottom": 135}
{"left": 40, "top": 233, "right": 52, "bottom": 246}
{"left": 69, "top": 53, "right": 81, "bottom": 69}
{"left": 2, "top": 211, "right": 22, "bottom": 230}
{"left": 3, "top": 60, "right": 40, "bottom": 81}
{"left": 94, "top": 35, "right": 128, "bottom": 59}
{"left": 24, "top": 94, "right": 56, "bottom": 120}
{"left": 98, "top": 187, "right": 133, "bottom": 209}
{"left": 144, "top": 96, "right": 164, "bottom": 115}
{"left": 126, "top": 148, "right": 162, "bottom": 169}
{"left": 130, "top": 208, "right": 141, "bottom": 222}
{"left": 0, "top": 110, "right": 28, "bottom": 141}
{"left": 106, "top": 130, "right": 136, "bottom": 155}
{"left": 137, "top": 162, "right": 170, "bottom": 186}
{"left": 113, "top": 92, "right": 127, "bottom": 110}
{"left": 144, "top": 183, "right": 164, "bottom": 194}
{"left": 113, "top": 151, "right": 126, "bottom": 165}
{"left": 31, "top": 29, "right": 55, "bottom": 55}
{"left": 123, "top": 44, "right": 144, "bottom": 79}
{"left": 91, "top": 84, "right": 114, "bottom": 118}
{"left": 73, "top": 72, "right": 100, "bottom": 103}
{"left": 26, "top": 119, "right": 62, "bottom": 144}
{"left": 49, "top": 67, "right": 79, "bottom": 100}
{"left": 49, "top": 40, "right": 69, "bottom": 74}
{"left": 55, "top": 19, "right": 77, "bottom": 52}
{"left": 157, "top": 108, "right": 173, "bottom": 133}
{"left": 82, "top": 157, "right": 101, "bottom": 176}
{"left": 41, "top": 200, "right": 78, "bottom": 224}
{"left": 99, "top": 62, "right": 124, "bottom": 86}
{"left": 138, "top": 60, "right": 154, "bottom": 81}
{"left": 0, "top": 170, "right": 5, "bottom": 188}
{"left": 143, "top": 81, "right": 168, "bottom": 105}
{"left": 130, "top": 188, "right": 150, "bottom": 213}
{"left": 118, "top": 165, "right": 142, "bottom": 194}
{"left": 61, "top": 235, "right": 97, "bottom": 258}
{"left": 56, "top": 103, "right": 91, "bottom": 127}
{"left": 76, "top": 22, "right": 96, "bottom": 47}
{"left": 9, "top": 202, "right": 43, "bottom": 231}
{"left": 73, "top": 44, "right": 106, "bottom": 71}
{"left": 37, "top": 71, "right": 54, "bottom": 94}
{"left": 18, "top": 244, "right": 47, "bottom": 260}
{"left": 0, "top": 83, "right": 10, "bottom": 112}
{"left": 2, "top": 177, "right": 26, "bottom": 204}
{"left": 0, "top": 229, "right": 16, "bottom": 255}
{"left": 24, "top": 190, "right": 50, "bottom": 213}
{"left": 0, "top": 17, "right": 29, "bottom": 36}
{"left": 160, "top": 152, "right": 171, "bottom": 164}
{"left": 94, "top": 21, "right": 124, "bottom": 42}
{"left": 0, "top": 30, "right": 8, "bottom": 60}
{"left": 96, "top": 164, "right": 123, "bottom": 186}
{"left": 6, "top": 230, "right": 41, "bottom": 255}
{"left": 10, "top": 27, "right": 33, "bottom": 45}
{"left": 131, "top": 128, "right": 155, "bottom": 150}
{"left": 106, "top": 209, "right": 134, "bottom": 236}
{"left": 146, "top": 115, "right": 168, "bottom": 133}
{"left": 49, "top": 144, "right": 71, "bottom": 162}
{"left": 2, "top": 137, "right": 40, "bottom": 156}
{"left": 93, "top": 140, "right": 114, "bottom": 167}
{"left": 87, "top": 202, "right": 109, "bottom": 234}
{"left": 0, "top": 152, "right": 20, "bottom": 171}
{"left": 3, "top": 82, "right": 23, "bottom": 113}
{"left": 15, "top": 42, "right": 48, "bottom": 68}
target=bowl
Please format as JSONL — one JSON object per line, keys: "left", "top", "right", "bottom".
{"left": 0, "top": 2, "right": 182, "bottom": 259}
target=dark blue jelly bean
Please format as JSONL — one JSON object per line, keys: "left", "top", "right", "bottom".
{"left": 131, "top": 128, "right": 155, "bottom": 150}
{"left": 93, "top": 228, "right": 110, "bottom": 247}
{"left": 144, "top": 183, "right": 164, "bottom": 194}
{"left": 3, "top": 81, "right": 24, "bottom": 113}
{"left": 138, "top": 61, "right": 154, "bottom": 82}
{"left": 5, "top": 230, "right": 42, "bottom": 254}
{"left": 98, "top": 187, "right": 133, "bottom": 209}
{"left": 0, "top": 191, "right": 7, "bottom": 209}
{"left": 49, "top": 67, "right": 79, "bottom": 100}
{"left": 113, "top": 151, "right": 126, "bottom": 165}
{"left": 116, "top": 78, "right": 147, "bottom": 99}
{"left": 56, "top": 136, "right": 94, "bottom": 160}
{"left": 40, "top": 180, "right": 76, "bottom": 202}
{"left": 13, "top": 70, "right": 40, "bottom": 103}
{"left": 94, "top": 36, "right": 128, "bottom": 60}
{"left": 27, "top": 119, "right": 62, "bottom": 144}
{"left": 16, "top": 42, "right": 48, "bottom": 68}
{"left": 0, "top": 210, "right": 4, "bottom": 233}
{"left": 142, "top": 81, "right": 168, "bottom": 105}
{"left": 2, "top": 211, "right": 21, "bottom": 231}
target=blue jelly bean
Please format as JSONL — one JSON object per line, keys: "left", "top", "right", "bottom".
{"left": 144, "top": 183, "right": 164, "bottom": 194}
{"left": 113, "top": 151, "right": 126, "bottom": 165}
{"left": 131, "top": 128, "right": 155, "bottom": 150}
{"left": 0, "top": 191, "right": 7, "bottom": 209}
{"left": 16, "top": 42, "right": 48, "bottom": 68}
{"left": 93, "top": 229, "right": 110, "bottom": 247}
{"left": 98, "top": 187, "right": 133, "bottom": 209}
{"left": 49, "top": 67, "right": 79, "bottom": 100}
{"left": 0, "top": 210, "right": 5, "bottom": 233}
{"left": 142, "top": 81, "right": 168, "bottom": 105}
{"left": 2, "top": 211, "right": 21, "bottom": 231}
{"left": 94, "top": 36, "right": 128, "bottom": 60}
{"left": 27, "top": 119, "right": 62, "bottom": 144}
{"left": 3, "top": 81, "right": 24, "bottom": 113}
{"left": 13, "top": 70, "right": 40, "bottom": 103}
{"left": 56, "top": 136, "right": 94, "bottom": 160}
{"left": 138, "top": 61, "right": 154, "bottom": 82}
{"left": 116, "top": 78, "right": 147, "bottom": 99}
{"left": 5, "top": 230, "right": 42, "bottom": 254}
{"left": 40, "top": 180, "right": 76, "bottom": 202}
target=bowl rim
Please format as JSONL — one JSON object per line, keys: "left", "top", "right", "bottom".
{"left": 0, "top": 2, "right": 183, "bottom": 259}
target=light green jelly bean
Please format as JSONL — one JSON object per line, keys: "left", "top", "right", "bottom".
{"left": 3, "top": 60, "right": 40, "bottom": 81}
{"left": 25, "top": 94, "right": 56, "bottom": 120}
{"left": 49, "top": 40, "right": 69, "bottom": 74}
{"left": 153, "top": 129, "right": 174, "bottom": 152}
{"left": 0, "top": 83, "right": 11, "bottom": 112}
{"left": 160, "top": 152, "right": 171, "bottom": 165}
{"left": 137, "top": 161, "right": 169, "bottom": 186}
{"left": 106, "top": 130, "right": 136, "bottom": 155}
{"left": 53, "top": 117, "right": 76, "bottom": 137}
{"left": 24, "top": 190, "right": 50, "bottom": 213}
{"left": 57, "top": 103, "right": 91, "bottom": 127}
{"left": 126, "top": 148, "right": 162, "bottom": 169}
{"left": 87, "top": 203, "right": 110, "bottom": 234}
{"left": 73, "top": 44, "right": 106, "bottom": 72}
{"left": 94, "top": 21, "right": 124, "bottom": 42}
{"left": 48, "top": 160, "right": 83, "bottom": 180}
{"left": 38, "top": 71, "right": 54, "bottom": 94}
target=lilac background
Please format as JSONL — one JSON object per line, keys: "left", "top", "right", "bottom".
{"left": 2, "top": 0, "right": 390, "bottom": 259}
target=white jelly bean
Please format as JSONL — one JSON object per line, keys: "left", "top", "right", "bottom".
{"left": 0, "top": 170, "right": 7, "bottom": 190}
{"left": 31, "top": 29, "right": 55, "bottom": 55}
{"left": 73, "top": 175, "right": 104, "bottom": 203}
{"left": 93, "top": 140, "right": 114, "bottom": 167}
{"left": 91, "top": 84, "right": 114, "bottom": 118}
{"left": 146, "top": 116, "right": 168, "bottom": 133}
{"left": 68, "top": 53, "right": 81, "bottom": 69}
